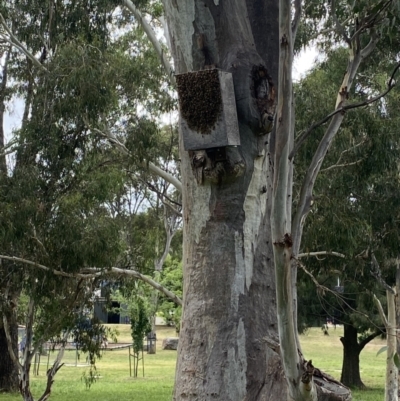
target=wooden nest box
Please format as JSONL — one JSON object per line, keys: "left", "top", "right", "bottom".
{"left": 176, "top": 69, "right": 240, "bottom": 151}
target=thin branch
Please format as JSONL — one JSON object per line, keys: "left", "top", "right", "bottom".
{"left": 82, "top": 267, "right": 182, "bottom": 306}
{"left": 154, "top": 206, "right": 179, "bottom": 272}
{"left": 331, "top": 0, "right": 351, "bottom": 45}
{"left": 141, "top": 177, "right": 182, "bottom": 209}
{"left": 0, "top": 13, "right": 47, "bottom": 71}
{"left": 85, "top": 119, "right": 183, "bottom": 192}
{"left": 292, "top": 0, "right": 302, "bottom": 43}
{"left": 297, "top": 251, "right": 345, "bottom": 259}
{"left": 146, "top": 161, "right": 182, "bottom": 193}
{"left": 360, "top": 30, "right": 380, "bottom": 58}
{"left": 121, "top": 0, "right": 175, "bottom": 86}
{"left": 290, "top": 61, "right": 400, "bottom": 160}
{"left": 351, "top": 1, "right": 392, "bottom": 44}
{"left": 320, "top": 159, "right": 363, "bottom": 172}
{"left": 0, "top": 255, "right": 101, "bottom": 279}
{"left": 371, "top": 252, "right": 395, "bottom": 295}
{"left": 322, "top": 138, "right": 366, "bottom": 170}
{"left": 373, "top": 294, "right": 389, "bottom": 327}
{"left": 0, "top": 255, "right": 182, "bottom": 306}
{"left": 37, "top": 331, "right": 68, "bottom": 401}
{"left": 358, "top": 329, "right": 383, "bottom": 350}
{"left": 294, "top": 257, "right": 369, "bottom": 320}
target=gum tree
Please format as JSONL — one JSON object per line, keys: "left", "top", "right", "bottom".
{"left": 155, "top": 0, "right": 400, "bottom": 400}
{"left": 2, "top": 0, "right": 399, "bottom": 399}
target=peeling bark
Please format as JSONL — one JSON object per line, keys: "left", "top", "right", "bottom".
{"left": 163, "top": 1, "right": 284, "bottom": 399}
{"left": 160, "top": 0, "right": 353, "bottom": 399}
{"left": 374, "top": 290, "right": 398, "bottom": 401}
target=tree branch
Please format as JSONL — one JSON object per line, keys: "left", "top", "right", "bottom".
{"left": 82, "top": 267, "right": 182, "bottom": 306}
{"left": 154, "top": 205, "right": 180, "bottom": 272}
{"left": 294, "top": 257, "right": 370, "bottom": 321}
{"left": 320, "top": 159, "right": 363, "bottom": 172}
{"left": 0, "top": 13, "right": 47, "bottom": 72}
{"left": 291, "top": 0, "right": 302, "bottom": 43}
{"left": 85, "top": 119, "right": 183, "bottom": 193}
{"left": 2, "top": 314, "right": 22, "bottom": 372}
{"left": 331, "top": 0, "right": 351, "bottom": 45}
{"left": 360, "top": 30, "right": 380, "bottom": 58}
{"left": 371, "top": 252, "right": 396, "bottom": 295}
{"left": 0, "top": 255, "right": 182, "bottom": 306}
{"left": 373, "top": 293, "right": 388, "bottom": 327}
{"left": 0, "top": 255, "right": 102, "bottom": 279}
{"left": 358, "top": 329, "right": 382, "bottom": 351}
{"left": 297, "top": 251, "right": 345, "bottom": 259}
{"left": 37, "top": 332, "right": 68, "bottom": 401}
{"left": 121, "top": 0, "right": 175, "bottom": 86}
{"left": 290, "top": 61, "right": 398, "bottom": 161}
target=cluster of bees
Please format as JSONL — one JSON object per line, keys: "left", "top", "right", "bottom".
{"left": 176, "top": 69, "right": 222, "bottom": 135}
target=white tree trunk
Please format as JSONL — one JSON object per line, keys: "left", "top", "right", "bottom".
{"left": 386, "top": 291, "right": 398, "bottom": 401}
{"left": 375, "top": 290, "right": 398, "bottom": 401}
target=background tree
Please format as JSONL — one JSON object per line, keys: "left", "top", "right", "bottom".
{"left": 295, "top": 44, "right": 400, "bottom": 388}
{"left": 0, "top": 0, "right": 181, "bottom": 397}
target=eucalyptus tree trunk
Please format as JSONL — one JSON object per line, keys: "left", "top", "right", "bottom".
{"left": 162, "top": 0, "right": 354, "bottom": 399}
{"left": 163, "top": 1, "right": 285, "bottom": 400}
{"left": 397, "top": 261, "right": 400, "bottom": 394}
{"left": 0, "top": 319, "right": 19, "bottom": 392}
{"left": 374, "top": 290, "right": 398, "bottom": 401}
{"left": 385, "top": 291, "right": 398, "bottom": 401}
{"left": 0, "top": 46, "right": 19, "bottom": 393}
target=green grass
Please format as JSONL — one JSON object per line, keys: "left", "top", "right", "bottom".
{"left": 301, "top": 326, "right": 386, "bottom": 401}
{"left": 0, "top": 326, "right": 386, "bottom": 401}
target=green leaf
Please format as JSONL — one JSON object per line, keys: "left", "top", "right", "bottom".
{"left": 394, "top": 352, "right": 400, "bottom": 369}
{"left": 377, "top": 346, "right": 388, "bottom": 356}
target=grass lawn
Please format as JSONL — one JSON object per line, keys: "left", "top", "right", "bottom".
{"left": 1, "top": 325, "right": 386, "bottom": 401}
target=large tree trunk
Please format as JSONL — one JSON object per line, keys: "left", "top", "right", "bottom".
{"left": 0, "top": 319, "right": 19, "bottom": 392}
{"left": 163, "top": 1, "right": 286, "bottom": 400}
{"left": 396, "top": 259, "right": 400, "bottom": 395}
{"left": 340, "top": 324, "right": 365, "bottom": 389}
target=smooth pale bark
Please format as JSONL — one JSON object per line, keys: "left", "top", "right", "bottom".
{"left": 272, "top": 0, "right": 310, "bottom": 399}
{"left": 374, "top": 291, "right": 398, "bottom": 401}
{"left": 397, "top": 260, "right": 400, "bottom": 392}
{"left": 386, "top": 291, "right": 398, "bottom": 401}
{"left": 163, "top": 1, "right": 284, "bottom": 400}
